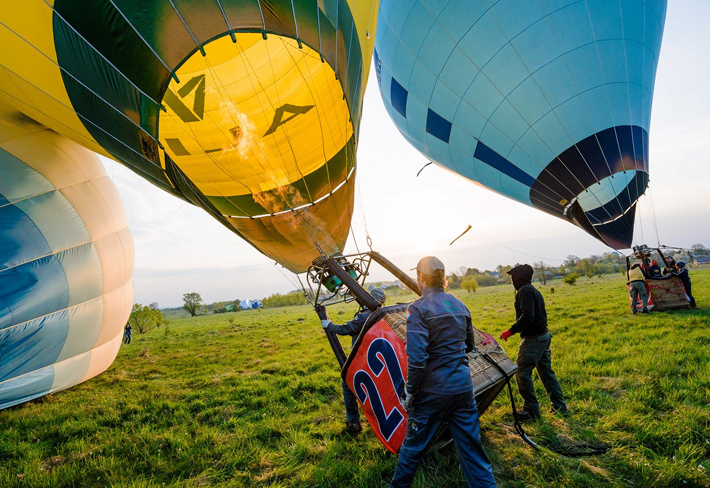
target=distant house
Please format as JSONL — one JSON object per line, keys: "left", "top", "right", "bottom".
{"left": 694, "top": 256, "right": 710, "bottom": 266}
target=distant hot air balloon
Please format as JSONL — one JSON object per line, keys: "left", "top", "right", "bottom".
{"left": 374, "top": 0, "right": 667, "bottom": 248}
{"left": 0, "top": 0, "right": 378, "bottom": 272}
{"left": 0, "top": 106, "right": 133, "bottom": 409}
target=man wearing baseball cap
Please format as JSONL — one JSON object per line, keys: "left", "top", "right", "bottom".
{"left": 499, "top": 264, "right": 567, "bottom": 421}
{"left": 316, "top": 286, "right": 387, "bottom": 433}
{"left": 391, "top": 256, "right": 496, "bottom": 488}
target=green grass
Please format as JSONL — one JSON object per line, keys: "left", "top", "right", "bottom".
{"left": 1, "top": 270, "right": 709, "bottom": 487}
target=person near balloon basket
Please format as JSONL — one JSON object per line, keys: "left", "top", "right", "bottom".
{"left": 499, "top": 264, "right": 568, "bottom": 421}
{"left": 316, "top": 287, "right": 387, "bottom": 433}
{"left": 672, "top": 261, "right": 697, "bottom": 309}
{"left": 391, "top": 256, "right": 497, "bottom": 488}
{"left": 627, "top": 262, "right": 649, "bottom": 314}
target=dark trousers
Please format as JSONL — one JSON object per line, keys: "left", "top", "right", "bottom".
{"left": 391, "top": 390, "right": 496, "bottom": 488}
{"left": 628, "top": 281, "right": 648, "bottom": 312}
{"left": 516, "top": 332, "right": 566, "bottom": 416}
{"left": 123, "top": 333, "right": 131, "bottom": 344}
{"left": 342, "top": 380, "right": 360, "bottom": 424}
{"left": 682, "top": 281, "right": 696, "bottom": 307}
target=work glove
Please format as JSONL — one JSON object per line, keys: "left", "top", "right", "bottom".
{"left": 315, "top": 304, "right": 329, "bottom": 321}
{"left": 400, "top": 390, "right": 415, "bottom": 411}
{"left": 321, "top": 319, "right": 332, "bottom": 329}
{"left": 500, "top": 329, "right": 513, "bottom": 342}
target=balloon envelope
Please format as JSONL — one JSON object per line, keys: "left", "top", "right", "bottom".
{"left": 0, "top": 108, "right": 133, "bottom": 409}
{"left": 375, "top": 0, "right": 667, "bottom": 248}
{"left": 0, "top": 0, "right": 378, "bottom": 272}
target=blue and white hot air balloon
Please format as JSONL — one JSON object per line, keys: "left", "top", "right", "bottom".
{"left": 375, "top": 0, "right": 667, "bottom": 248}
{"left": 0, "top": 108, "right": 134, "bottom": 409}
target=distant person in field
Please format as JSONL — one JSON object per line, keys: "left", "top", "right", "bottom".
{"left": 648, "top": 259, "right": 662, "bottom": 278}
{"left": 123, "top": 322, "right": 132, "bottom": 344}
{"left": 499, "top": 264, "right": 568, "bottom": 421}
{"left": 672, "top": 261, "right": 697, "bottom": 309}
{"left": 315, "top": 286, "right": 387, "bottom": 433}
{"left": 391, "top": 256, "right": 496, "bottom": 488}
{"left": 627, "top": 262, "right": 649, "bottom": 314}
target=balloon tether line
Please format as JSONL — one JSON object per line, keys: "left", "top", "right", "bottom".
{"left": 467, "top": 225, "right": 565, "bottom": 262}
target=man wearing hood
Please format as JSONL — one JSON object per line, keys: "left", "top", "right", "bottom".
{"left": 500, "top": 264, "right": 567, "bottom": 421}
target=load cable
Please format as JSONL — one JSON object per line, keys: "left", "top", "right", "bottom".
{"left": 481, "top": 353, "right": 610, "bottom": 457}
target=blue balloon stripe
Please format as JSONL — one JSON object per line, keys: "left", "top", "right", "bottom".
{"left": 390, "top": 77, "right": 408, "bottom": 118}
{"left": 0, "top": 255, "right": 70, "bottom": 330}
{"left": 0, "top": 309, "right": 70, "bottom": 382}
{"left": 0, "top": 148, "right": 54, "bottom": 205}
{"left": 474, "top": 142, "right": 535, "bottom": 187}
{"left": 0, "top": 204, "right": 52, "bottom": 272}
{"left": 0, "top": 366, "right": 55, "bottom": 410}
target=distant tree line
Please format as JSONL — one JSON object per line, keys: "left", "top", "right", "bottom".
{"left": 166, "top": 244, "right": 709, "bottom": 316}
{"left": 446, "top": 243, "right": 708, "bottom": 289}
{"left": 262, "top": 290, "right": 311, "bottom": 308}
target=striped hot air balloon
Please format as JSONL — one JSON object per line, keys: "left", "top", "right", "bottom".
{"left": 0, "top": 106, "right": 133, "bottom": 409}
{"left": 374, "top": 0, "right": 666, "bottom": 248}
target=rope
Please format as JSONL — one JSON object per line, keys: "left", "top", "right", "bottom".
{"left": 481, "top": 353, "right": 609, "bottom": 457}
{"left": 467, "top": 225, "right": 565, "bottom": 262}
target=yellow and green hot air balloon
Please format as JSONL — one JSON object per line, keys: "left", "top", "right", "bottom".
{"left": 0, "top": 0, "right": 377, "bottom": 407}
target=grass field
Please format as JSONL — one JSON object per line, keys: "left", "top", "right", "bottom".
{"left": 1, "top": 269, "right": 709, "bottom": 488}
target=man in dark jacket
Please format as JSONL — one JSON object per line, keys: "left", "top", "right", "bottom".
{"left": 673, "top": 262, "right": 697, "bottom": 308}
{"left": 500, "top": 264, "right": 567, "bottom": 421}
{"left": 391, "top": 256, "right": 496, "bottom": 488}
{"left": 317, "top": 286, "right": 387, "bottom": 432}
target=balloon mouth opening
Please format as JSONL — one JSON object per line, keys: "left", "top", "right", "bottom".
{"left": 157, "top": 32, "right": 353, "bottom": 217}
{"left": 562, "top": 170, "right": 648, "bottom": 249}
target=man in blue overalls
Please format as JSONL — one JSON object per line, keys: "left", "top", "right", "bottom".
{"left": 391, "top": 256, "right": 496, "bottom": 488}
{"left": 318, "top": 286, "right": 387, "bottom": 433}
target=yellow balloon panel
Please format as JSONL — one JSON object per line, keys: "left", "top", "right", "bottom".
{"left": 160, "top": 34, "right": 352, "bottom": 202}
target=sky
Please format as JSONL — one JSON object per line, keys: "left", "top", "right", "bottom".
{"left": 101, "top": 2, "right": 710, "bottom": 308}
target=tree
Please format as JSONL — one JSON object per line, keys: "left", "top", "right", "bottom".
{"left": 533, "top": 261, "right": 548, "bottom": 285}
{"left": 148, "top": 302, "right": 160, "bottom": 311}
{"left": 691, "top": 243, "right": 708, "bottom": 256}
{"left": 563, "top": 255, "right": 580, "bottom": 269}
{"left": 563, "top": 273, "right": 580, "bottom": 285}
{"left": 182, "top": 292, "right": 203, "bottom": 316}
{"left": 461, "top": 278, "right": 478, "bottom": 294}
{"left": 496, "top": 265, "right": 512, "bottom": 283}
{"left": 476, "top": 274, "right": 498, "bottom": 287}
{"left": 129, "top": 304, "right": 165, "bottom": 334}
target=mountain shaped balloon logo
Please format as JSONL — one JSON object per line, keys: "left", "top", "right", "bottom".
{"left": 163, "top": 75, "right": 206, "bottom": 123}
{"left": 375, "top": 0, "right": 667, "bottom": 249}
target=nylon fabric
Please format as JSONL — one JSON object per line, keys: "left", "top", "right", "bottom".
{"left": 0, "top": 309, "right": 70, "bottom": 382}
{"left": 0, "top": 116, "right": 133, "bottom": 410}
{"left": 1, "top": 0, "right": 377, "bottom": 273}
{"left": 375, "top": 0, "right": 667, "bottom": 249}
